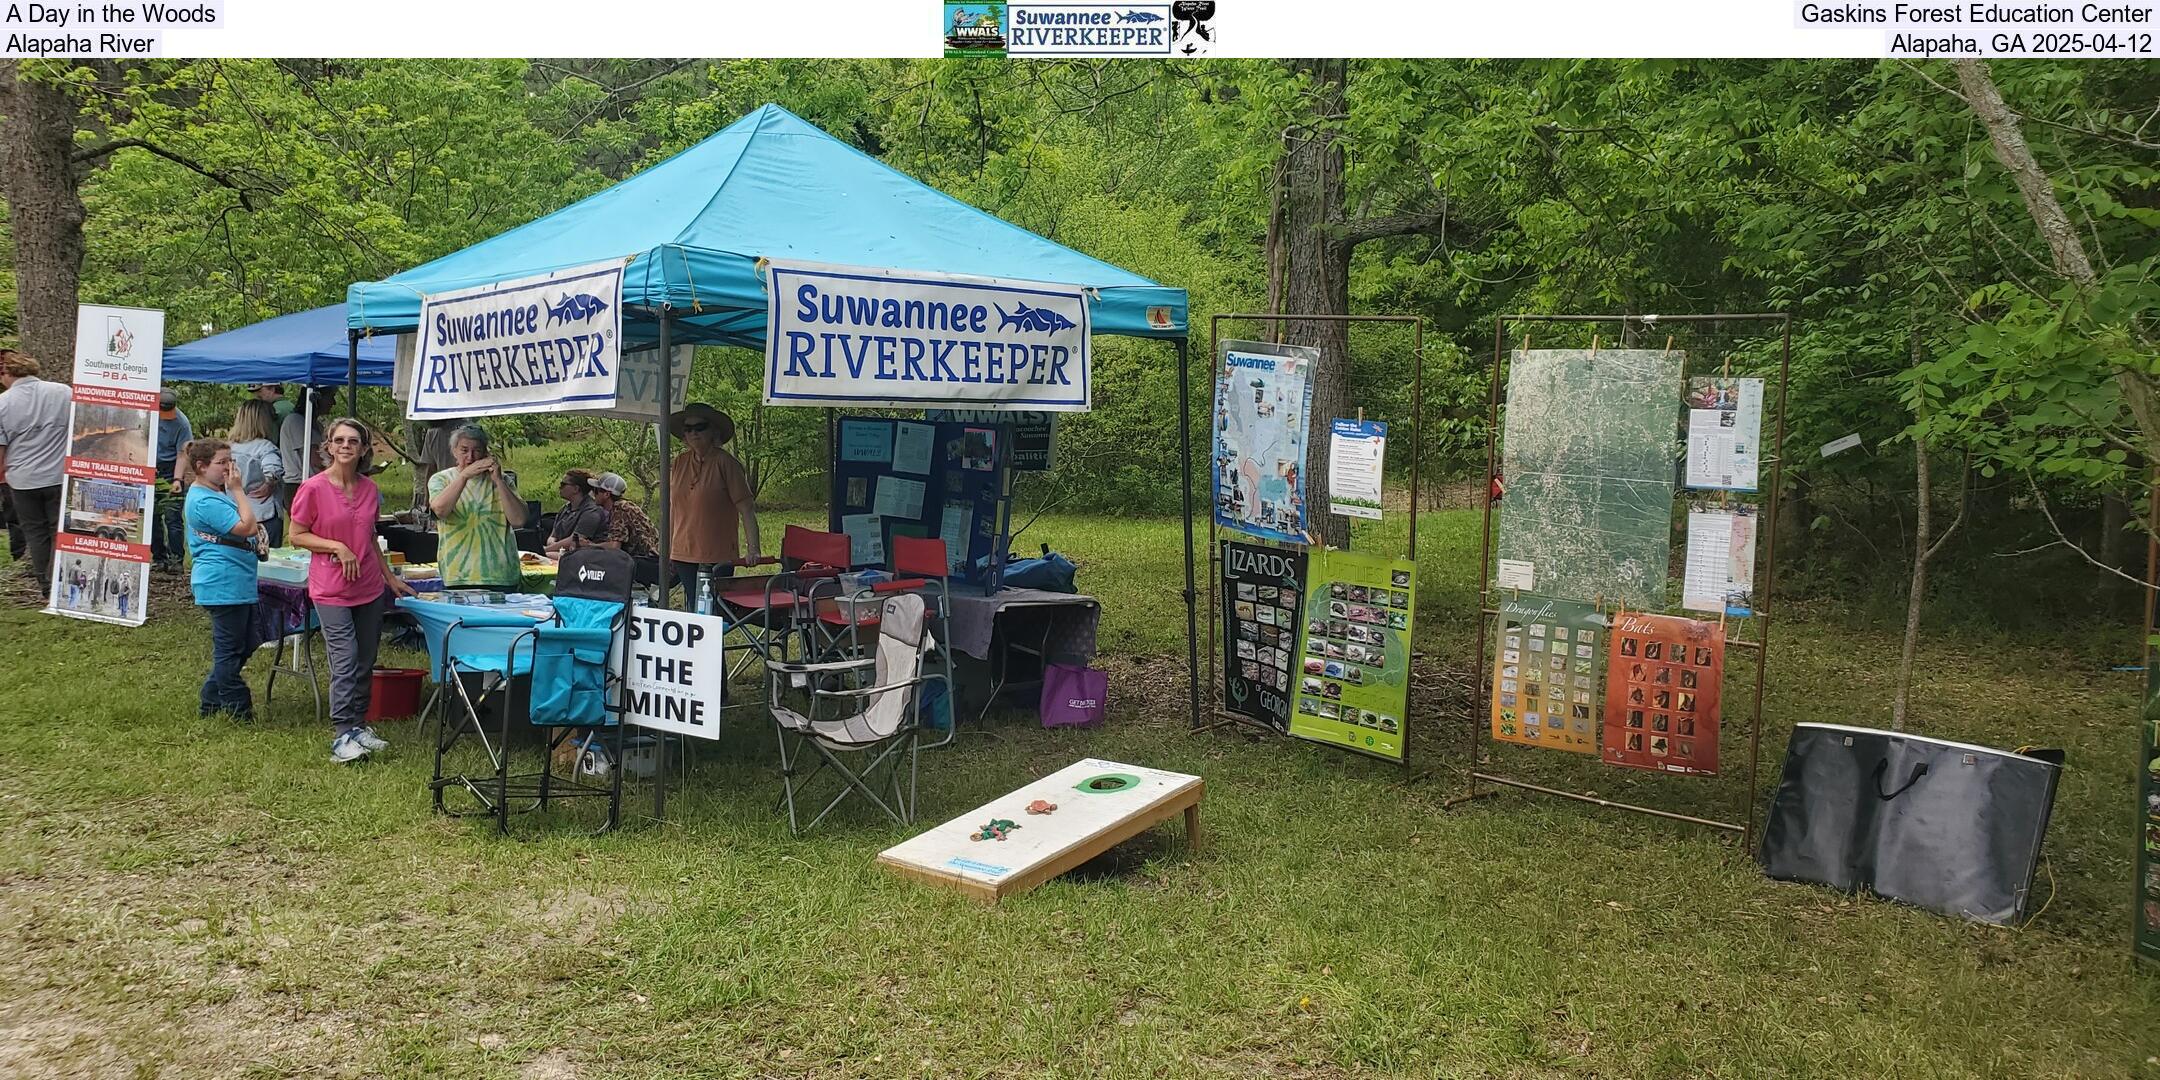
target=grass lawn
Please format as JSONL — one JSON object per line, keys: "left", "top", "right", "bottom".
{"left": 4, "top": 508, "right": 2159, "bottom": 1078}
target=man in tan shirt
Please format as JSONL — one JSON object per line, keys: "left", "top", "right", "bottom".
{"left": 668, "top": 403, "right": 760, "bottom": 605}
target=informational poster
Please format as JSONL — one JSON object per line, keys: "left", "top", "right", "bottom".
{"left": 1490, "top": 594, "right": 1604, "bottom": 754}
{"left": 840, "top": 419, "right": 893, "bottom": 462}
{"left": 764, "top": 260, "right": 1091, "bottom": 411}
{"left": 926, "top": 409, "right": 1057, "bottom": 470}
{"left": 1685, "top": 377, "right": 1764, "bottom": 491}
{"left": 1497, "top": 349, "right": 1682, "bottom": 608}
{"left": 1327, "top": 418, "right": 1387, "bottom": 520}
{"left": 1220, "top": 540, "right": 1306, "bottom": 733}
{"left": 1683, "top": 507, "right": 1758, "bottom": 617}
{"left": 405, "top": 259, "right": 624, "bottom": 418}
{"left": 874, "top": 475, "right": 926, "bottom": 519}
{"left": 841, "top": 513, "right": 886, "bottom": 565}
{"left": 50, "top": 304, "right": 163, "bottom": 628}
{"left": 1212, "top": 340, "right": 1317, "bottom": 545}
{"left": 1291, "top": 549, "right": 1415, "bottom": 761}
{"left": 1601, "top": 611, "right": 1724, "bottom": 775}
{"left": 624, "top": 607, "right": 726, "bottom": 740}
{"left": 938, "top": 503, "right": 972, "bottom": 571}
{"left": 891, "top": 421, "right": 936, "bottom": 475}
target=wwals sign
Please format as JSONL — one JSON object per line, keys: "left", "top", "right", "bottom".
{"left": 624, "top": 607, "right": 726, "bottom": 740}
{"left": 406, "top": 260, "right": 624, "bottom": 419}
{"left": 764, "top": 260, "right": 1090, "bottom": 412}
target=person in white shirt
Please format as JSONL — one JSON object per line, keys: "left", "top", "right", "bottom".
{"left": 0, "top": 350, "right": 75, "bottom": 586}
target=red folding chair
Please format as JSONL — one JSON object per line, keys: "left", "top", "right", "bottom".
{"left": 714, "top": 525, "right": 850, "bottom": 673}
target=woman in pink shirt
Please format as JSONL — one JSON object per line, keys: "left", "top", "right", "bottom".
{"left": 288, "top": 417, "right": 415, "bottom": 764}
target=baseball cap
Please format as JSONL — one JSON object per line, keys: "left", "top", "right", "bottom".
{"left": 587, "top": 472, "right": 628, "bottom": 497}
{"left": 158, "top": 389, "right": 178, "bottom": 408}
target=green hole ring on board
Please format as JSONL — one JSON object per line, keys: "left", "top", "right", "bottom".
{"left": 1074, "top": 772, "right": 1143, "bottom": 794}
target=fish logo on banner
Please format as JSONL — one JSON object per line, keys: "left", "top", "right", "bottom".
{"left": 406, "top": 260, "right": 624, "bottom": 419}
{"left": 764, "top": 259, "right": 1091, "bottom": 412}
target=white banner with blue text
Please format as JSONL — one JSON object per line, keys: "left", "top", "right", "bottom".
{"left": 764, "top": 260, "right": 1091, "bottom": 412}
{"left": 406, "top": 260, "right": 624, "bottom": 419}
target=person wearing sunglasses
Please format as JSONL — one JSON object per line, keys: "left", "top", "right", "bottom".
{"left": 289, "top": 417, "right": 416, "bottom": 764}
{"left": 666, "top": 403, "right": 760, "bottom": 605}
{"left": 543, "top": 468, "right": 608, "bottom": 557}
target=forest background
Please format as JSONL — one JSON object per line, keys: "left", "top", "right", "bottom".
{"left": 1, "top": 57, "right": 2155, "bottom": 640}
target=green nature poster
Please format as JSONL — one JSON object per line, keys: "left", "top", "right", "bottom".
{"left": 1290, "top": 549, "right": 1417, "bottom": 761}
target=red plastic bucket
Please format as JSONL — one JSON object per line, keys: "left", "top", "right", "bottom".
{"left": 367, "top": 667, "right": 428, "bottom": 723}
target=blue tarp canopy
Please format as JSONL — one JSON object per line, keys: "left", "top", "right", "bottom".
{"left": 347, "top": 103, "right": 1187, "bottom": 344}
{"left": 165, "top": 305, "right": 396, "bottom": 386}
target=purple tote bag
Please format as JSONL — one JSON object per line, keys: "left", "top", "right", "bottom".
{"left": 1041, "top": 664, "right": 1107, "bottom": 728}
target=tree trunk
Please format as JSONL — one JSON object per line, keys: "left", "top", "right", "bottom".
{"left": 1954, "top": 59, "right": 2160, "bottom": 463}
{"left": 2101, "top": 489, "right": 2133, "bottom": 603}
{"left": 1892, "top": 441, "right": 1931, "bottom": 732}
{"left": 1277, "top": 58, "right": 1352, "bottom": 550}
{"left": 0, "top": 62, "right": 88, "bottom": 376}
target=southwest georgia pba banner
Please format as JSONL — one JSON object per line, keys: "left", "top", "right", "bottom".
{"left": 763, "top": 260, "right": 1090, "bottom": 411}
{"left": 50, "top": 304, "right": 163, "bottom": 628}
{"left": 405, "top": 260, "right": 625, "bottom": 419}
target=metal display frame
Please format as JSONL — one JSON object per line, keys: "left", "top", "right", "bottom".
{"left": 1453, "top": 313, "right": 1792, "bottom": 850}
{"left": 1192, "top": 313, "right": 1428, "bottom": 767}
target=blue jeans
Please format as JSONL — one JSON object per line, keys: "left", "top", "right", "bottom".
{"left": 151, "top": 497, "right": 186, "bottom": 566}
{"left": 201, "top": 603, "right": 257, "bottom": 718}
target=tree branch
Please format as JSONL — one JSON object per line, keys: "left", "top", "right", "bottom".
{"left": 1923, "top": 449, "right": 1971, "bottom": 560}
{"left": 1338, "top": 208, "right": 1448, "bottom": 246}
{"left": 2007, "top": 472, "right": 2159, "bottom": 590}
{"left": 72, "top": 137, "right": 260, "bottom": 210}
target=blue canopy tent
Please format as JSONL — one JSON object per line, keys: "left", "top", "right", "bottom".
{"left": 344, "top": 102, "right": 1202, "bottom": 742}
{"left": 165, "top": 305, "right": 397, "bottom": 386}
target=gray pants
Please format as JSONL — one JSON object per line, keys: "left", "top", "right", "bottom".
{"left": 316, "top": 595, "right": 385, "bottom": 733}
{"left": 12, "top": 484, "right": 60, "bottom": 585}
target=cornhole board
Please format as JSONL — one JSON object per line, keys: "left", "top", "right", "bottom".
{"left": 877, "top": 758, "right": 1204, "bottom": 902}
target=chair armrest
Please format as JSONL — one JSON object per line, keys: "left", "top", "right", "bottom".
{"left": 765, "top": 656, "right": 876, "bottom": 677}
{"left": 811, "top": 671, "right": 948, "bottom": 699}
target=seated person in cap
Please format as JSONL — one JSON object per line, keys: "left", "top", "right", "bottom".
{"left": 582, "top": 472, "right": 657, "bottom": 560}
{"left": 426, "top": 423, "right": 530, "bottom": 589}
{"left": 543, "top": 468, "right": 608, "bottom": 556}
{"left": 667, "top": 403, "right": 760, "bottom": 602}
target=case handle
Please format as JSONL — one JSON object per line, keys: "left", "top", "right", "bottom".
{"left": 1874, "top": 759, "right": 1929, "bottom": 800}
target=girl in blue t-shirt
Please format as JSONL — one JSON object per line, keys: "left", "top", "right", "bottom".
{"left": 182, "top": 439, "right": 262, "bottom": 720}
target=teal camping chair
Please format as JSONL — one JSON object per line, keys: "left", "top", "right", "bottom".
{"left": 420, "top": 548, "right": 636, "bottom": 833}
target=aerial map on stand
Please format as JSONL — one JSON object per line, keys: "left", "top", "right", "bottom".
{"left": 1496, "top": 348, "right": 1683, "bottom": 609}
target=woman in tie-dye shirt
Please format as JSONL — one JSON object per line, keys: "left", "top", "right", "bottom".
{"left": 426, "top": 423, "right": 530, "bottom": 589}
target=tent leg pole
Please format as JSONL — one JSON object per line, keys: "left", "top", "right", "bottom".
{"left": 345, "top": 331, "right": 360, "bottom": 419}
{"left": 1176, "top": 336, "right": 1201, "bottom": 731}
{"left": 655, "top": 306, "right": 675, "bottom": 822}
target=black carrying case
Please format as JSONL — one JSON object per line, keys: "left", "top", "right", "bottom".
{"left": 1757, "top": 723, "right": 2064, "bottom": 926}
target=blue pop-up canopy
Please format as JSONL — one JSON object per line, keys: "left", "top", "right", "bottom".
{"left": 165, "top": 305, "right": 397, "bottom": 386}
{"left": 346, "top": 103, "right": 1187, "bottom": 343}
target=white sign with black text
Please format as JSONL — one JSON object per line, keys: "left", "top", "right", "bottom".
{"left": 624, "top": 607, "right": 726, "bottom": 740}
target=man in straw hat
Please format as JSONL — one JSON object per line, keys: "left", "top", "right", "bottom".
{"left": 667, "top": 403, "right": 760, "bottom": 602}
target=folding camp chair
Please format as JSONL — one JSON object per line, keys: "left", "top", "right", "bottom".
{"left": 767, "top": 590, "right": 945, "bottom": 833}
{"left": 714, "top": 524, "right": 850, "bottom": 673}
{"left": 424, "top": 547, "right": 635, "bottom": 833}
{"left": 810, "top": 535, "right": 959, "bottom": 747}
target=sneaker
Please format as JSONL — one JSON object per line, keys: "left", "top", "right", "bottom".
{"left": 355, "top": 726, "right": 390, "bottom": 752}
{"left": 330, "top": 730, "right": 372, "bottom": 763}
